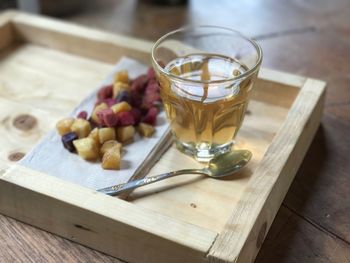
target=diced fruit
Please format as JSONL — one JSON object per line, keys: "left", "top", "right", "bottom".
{"left": 116, "top": 126, "right": 135, "bottom": 142}
{"left": 88, "top": 127, "right": 100, "bottom": 145}
{"left": 115, "top": 90, "right": 132, "bottom": 104}
{"left": 102, "top": 150, "right": 121, "bottom": 170}
{"left": 116, "top": 111, "right": 135, "bottom": 126}
{"left": 62, "top": 132, "right": 78, "bottom": 152}
{"left": 71, "top": 118, "right": 91, "bottom": 138}
{"left": 97, "top": 84, "right": 113, "bottom": 100}
{"left": 58, "top": 69, "right": 161, "bottom": 169}
{"left": 77, "top": 111, "right": 88, "bottom": 119}
{"left": 102, "top": 98, "right": 117, "bottom": 107}
{"left": 145, "top": 82, "right": 159, "bottom": 95}
{"left": 100, "top": 140, "right": 122, "bottom": 156}
{"left": 142, "top": 107, "right": 158, "bottom": 126}
{"left": 130, "top": 90, "right": 143, "bottom": 106}
{"left": 91, "top": 102, "right": 108, "bottom": 124}
{"left": 147, "top": 67, "right": 156, "bottom": 79}
{"left": 138, "top": 122, "right": 155, "bottom": 137}
{"left": 113, "top": 82, "right": 130, "bottom": 98}
{"left": 97, "top": 109, "right": 118, "bottom": 127}
{"left": 98, "top": 127, "right": 116, "bottom": 144}
{"left": 130, "top": 108, "right": 141, "bottom": 125}
{"left": 114, "top": 70, "right": 129, "bottom": 84}
{"left": 130, "top": 74, "right": 148, "bottom": 92}
{"left": 142, "top": 93, "right": 161, "bottom": 109}
{"left": 56, "top": 118, "right": 74, "bottom": 136}
{"left": 73, "top": 138, "right": 99, "bottom": 161}
{"left": 111, "top": 101, "right": 132, "bottom": 114}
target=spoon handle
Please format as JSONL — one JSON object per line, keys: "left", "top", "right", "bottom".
{"left": 98, "top": 169, "right": 205, "bottom": 196}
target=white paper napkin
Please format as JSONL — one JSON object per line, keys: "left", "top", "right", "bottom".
{"left": 20, "top": 57, "right": 171, "bottom": 190}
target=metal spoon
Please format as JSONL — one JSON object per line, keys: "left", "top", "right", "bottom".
{"left": 98, "top": 150, "right": 252, "bottom": 196}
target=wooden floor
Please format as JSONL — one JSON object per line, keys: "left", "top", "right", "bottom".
{"left": 1, "top": 0, "right": 350, "bottom": 262}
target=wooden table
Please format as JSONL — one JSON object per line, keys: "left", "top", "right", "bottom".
{"left": 1, "top": 1, "right": 350, "bottom": 262}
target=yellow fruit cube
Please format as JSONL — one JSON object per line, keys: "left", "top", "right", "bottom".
{"left": 116, "top": 126, "right": 135, "bottom": 143}
{"left": 138, "top": 122, "right": 155, "bottom": 137}
{"left": 100, "top": 140, "right": 122, "bottom": 156}
{"left": 71, "top": 118, "right": 91, "bottom": 138}
{"left": 91, "top": 102, "right": 108, "bottom": 124}
{"left": 56, "top": 118, "right": 74, "bottom": 135}
{"left": 102, "top": 150, "right": 121, "bottom": 170}
{"left": 113, "top": 82, "right": 130, "bottom": 98}
{"left": 73, "top": 138, "right": 99, "bottom": 161}
{"left": 114, "top": 70, "right": 129, "bottom": 84}
{"left": 98, "top": 127, "right": 116, "bottom": 144}
{"left": 88, "top": 127, "right": 100, "bottom": 145}
{"left": 110, "top": 101, "right": 132, "bottom": 114}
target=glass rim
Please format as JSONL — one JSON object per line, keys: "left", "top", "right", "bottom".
{"left": 151, "top": 25, "right": 263, "bottom": 85}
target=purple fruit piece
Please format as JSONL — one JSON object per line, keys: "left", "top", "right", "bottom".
{"left": 115, "top": 90, "right": 132, "bottom": 104}
{"left": 77, "top": 111, "right": 88, "bottom": 119}
{"left": 130, "top": 90, "right": 143, "bottom": 107}
{"left": 97, "top": 84, "right": 113, "bottom": 100}
{"left": 147, "top": 67, "right": 156, "bottom": 79}
{"left": 142, "top": 93, "right": 161, "bottom": 110}
{"left": 102, "top": 98, "right": 117, "bottom": 107}
{"left": 130, "top": 108, "right": 142, "bottom": 125}
{"left": 97, "top": 109, "right": 118, "bottom": 127}
{"left": 116, "top": 111, "right": 135, "bottom": 126}
{"left": 96, "top": 111, "right": 107, "bottom": 127}
{"left": 145, "top": 82, "right": 159, "bottom": 94}
{"left": 130, "top": 74, "right": 148, "bottom": 93}
{"left": 142, "top": 107, "right": 158, "bottom": 126}
{"left": 62, "top": 132, "right": 78, "bottom": 152}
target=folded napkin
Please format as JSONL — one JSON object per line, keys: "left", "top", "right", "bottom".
{"left": 20, "top": 57, "right": 171, "bottom": 190}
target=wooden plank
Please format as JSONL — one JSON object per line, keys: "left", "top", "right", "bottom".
{"left": 208, "top": 79, "right": 326, "bottom": 262}
{"left": 0, "top": 164, "right": 217, "bottom": 263}
{"left": 0, "top": 43, "right": 113, "bottom": 115}
{"left": 0, "top": 10, "right": 16, "bottom": 51}
{"left": 0, "top": 98, "right": 61, "bottom": 165}
{"left": 0, "top": 214, "right": 121, "bottom": 263}
{"left": 10, "top": 12, "right": 152, "bottom": 65}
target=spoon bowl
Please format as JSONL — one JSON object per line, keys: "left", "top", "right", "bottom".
{"left": 208, "top": 150, "right": 252, "bottom": 178}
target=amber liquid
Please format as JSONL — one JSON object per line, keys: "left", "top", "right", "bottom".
{"left": 159, "top": 54, "right": 255, "bottom": 160}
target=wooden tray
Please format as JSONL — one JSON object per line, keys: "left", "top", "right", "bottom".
{"left": 0, "top": 11, "right": 326, "bottom": 263}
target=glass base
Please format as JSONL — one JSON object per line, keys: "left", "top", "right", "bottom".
{"left": 175, "top": 140, "right": 234, "bottom": 162}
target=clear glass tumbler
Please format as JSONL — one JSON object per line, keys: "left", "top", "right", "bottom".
{"left": 151, "top": 26, "right": 262, "bottom": 162}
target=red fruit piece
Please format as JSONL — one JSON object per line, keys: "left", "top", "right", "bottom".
{"left": 103, "top": 98, "right": 117, "bottom": 107}
{"left": 142, "top": 93, "right": 161, "bottom": 109}
{"left": 130, "top": 108, "right": 142, "bottom": 125}
{"left": 142, "top": 107, "right": 158, "bottom": 126}
{"left": 116, "top": 111, "right": 135, "bottom": 126}
{"left": 77, "top": 111, "right": 88, "bottom": 119}
{"left": 97, "top": 84, "right": 113, "bottom": 100}
{"left": 145, "top": 82, "right": 159, "bottom": 95}
{"left": 147, "top": 67, "right": 156, "bottom": 79}
{"left": 97, "top": 109, "right": 118, "bottom": 127}
{"left": 130, "top": 75, "right": 148, "bottom": 93}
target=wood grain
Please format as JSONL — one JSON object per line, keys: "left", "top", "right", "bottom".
{"left": 0, "top": 214, "right": 121, "bottom": 263}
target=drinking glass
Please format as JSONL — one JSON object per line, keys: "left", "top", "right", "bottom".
{"left": 151, "top": 26, "right": 262, "bottom": 162}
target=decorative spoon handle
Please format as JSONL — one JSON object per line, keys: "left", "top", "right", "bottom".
{"left": 98, "top": 169, "right": 205, "bottom": 196}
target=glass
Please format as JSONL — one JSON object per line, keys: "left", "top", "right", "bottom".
{"left": 151, "top": 26, "right": 262, "bottom": 162}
